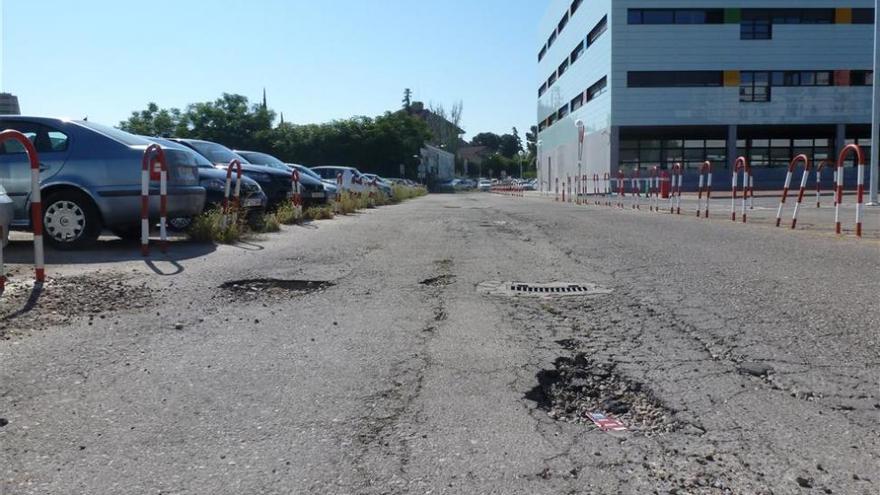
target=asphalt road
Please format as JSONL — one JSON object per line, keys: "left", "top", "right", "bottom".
{"left": 1, "top": 193, "right": 878, "bottom": 494}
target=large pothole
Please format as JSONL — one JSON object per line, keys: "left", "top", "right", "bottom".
{"left": 527, "top": 353, "right": 680, "bottom": 436}
{"left": 219, "top": 279, "right": 334, "bottom": 300}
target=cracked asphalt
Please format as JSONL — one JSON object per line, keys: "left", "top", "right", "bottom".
{"left": 1, "top": 192, "right": 878, "bottom": 494}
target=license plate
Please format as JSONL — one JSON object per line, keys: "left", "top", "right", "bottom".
{"left": 244, "top": 197, "right": 263, "bottom": 208}
{"left": 311, "top": 192, "right": 325, "bottom": 198}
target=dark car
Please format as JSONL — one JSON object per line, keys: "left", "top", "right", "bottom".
{"left": 144, "top": 138, "right": 267, "bottom": 229}
{"left": 168, "top": 139, "right": 293, "bottom": 209}
{"left": 234, "top": 150, "right": 329, "bottom": 206}
{"left": 0, "top": 117, "right": 204, "bottom": 248}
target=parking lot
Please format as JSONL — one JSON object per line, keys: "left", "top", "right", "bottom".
{"left": 2, "top": 191, "right": 877, "bottom": 494}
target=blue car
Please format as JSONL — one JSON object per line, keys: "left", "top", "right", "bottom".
{"left": 0, "top": 117, "right": 204, "bottom": 249}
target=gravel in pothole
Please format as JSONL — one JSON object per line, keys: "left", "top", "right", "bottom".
{"left": 218, "top": 279, "right": 334, "bottom": 301}
{"left": 528, "top": 353, "right": 680, "bottom": 436}
{"left": 0, "top": 273, "right": 157, "bottom": 338}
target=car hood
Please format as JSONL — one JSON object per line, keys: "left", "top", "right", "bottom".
{"left": 198, "top": 166, "right": 262, "bottom": 190}
{"left": 214, "top": 162, "right": 290, "bottom": 178}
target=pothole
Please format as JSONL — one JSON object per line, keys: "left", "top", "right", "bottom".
{"left": 420, "top": 274, "right": 455, "bottom": 287}
{"left": 219, "top": 279, "right": 334, "bottom": 300}
{"left": 526, "top": 353, "right": 681, "bottom": 436}
{"left": 477, "top": 281, "right": 611, "bottom": 298}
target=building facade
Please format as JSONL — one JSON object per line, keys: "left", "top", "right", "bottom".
{"left": 537, "top": 0, "right": 875, "bottom": 191}
{"left": 0, "top": 93, "right": 21, "bottom": 115}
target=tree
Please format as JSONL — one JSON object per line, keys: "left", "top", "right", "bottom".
{"left": 526, "top": 125, "right": 538, "bottom": 156}
{"left": 471, "top": 132, "right": 502, "bottom": 151}
{"left": 402, "top": 88, "right": 412, "bottom": 110}
{"left": 498, "top": 133, "right": 521, "bottom": 158}
{"left": 427, "top": 100, "right": 464, "bottom": 153}
{"left": 118, "top": 103, "right": 188, "bottom": 137}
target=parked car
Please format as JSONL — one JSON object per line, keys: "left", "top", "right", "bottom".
{"left": 288, "top": 163, "right": 337, "bottom": 199}
{"left": 478, "top": 179, "right": 492, "bottom": 191}
{"left": 168, "top": 139, "right": 293, "bottom": 209}
{"left": 311, "top": 166, "right": 369, "bottom": 193}
{"left": 0, "top": 117, "right": 204, "bottom": 248}
{"left": 145, "top": 138, "right": 266, "bottom": 229}
{"left": 233, "top": 150, "right": 329, "bottom": 206}
{"left": 0, "top": 183, "right": 13, "bottom": 246}
{"left": 361, "top": 173, "right": 393, "bottom": 198}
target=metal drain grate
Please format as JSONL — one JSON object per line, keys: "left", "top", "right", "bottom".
{"left": 510, "top": 283, "right": 594, "bottom": 294}
{"left": 477, "top": 281, "right": 612, "bottom": 298}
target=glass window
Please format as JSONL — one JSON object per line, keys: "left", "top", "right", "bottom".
{"left": 570, "top": 93, "right": 584, "bottom": 112}
{"left": 852, "top": 8, "right": 875, "bottom": 24}
{"left": 741, "top": 19, "right": 771, "bottom": 40}
{"left": 800, "top": 72, "right": 815, "bottom": 86}
{"left": 548, "top": 31, "right": 556, "bottom": 48}
{"left": 706, "top": 140, "right": 726, "bottom": 148}
{"left": 570, "top": 0, "right": 583, "bottom": 16}
{"left": 538, "top": 83, "right": 547, "bottom": 97}
{"left": 771, "top": 72, "right": 785, "bottom": 86}
{"left": 587, "top": 76, "right": 608, "bottom": 101}
{"left": 587, "top": 16, "right": 608, "bottom": 46}
{"left": 643, "top": 10, "right": 675, "bottom": 24}
{"left": 675, "top": 10, "right": 706, "bottom": 24}
{"left": 570, "top": 42, "right": 585, "bottom": 64}
{"left": 663, "top": 140, "right": 683, "bottom": 148}
{"left": 558, "top": 12, "right": 569, "bottom": 33}
{"left": 628, "top": 10, "right": 643, "bottom": 24}
{"left": 558, "top": 59, "right": 569, "bottom": 78}
{"left": 557, "top": 104, "right": 569, "bottom": 120}
{"left": 46, "top": 131, "right": 70, "bottom": 152}
{"left": 538, "top": 45, "right": 547, "bottom": 62}
{"left": 684, "top": 140, "right": 705, "bottom": 148}
{"left": 548, "top": 72, "right": 557, "bottom": 87}
{"left": 640, "top": 149, "right": 661, "bottom": 163}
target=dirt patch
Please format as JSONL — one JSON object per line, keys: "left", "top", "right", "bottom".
{"left": 527, "top": 353, "right": 680, "bottom": 436}
{"left": 218, "top": 278, "right": 334, "bottom": 301}
{"left": 0, "top": 273, "right": 157, "bottom": 338}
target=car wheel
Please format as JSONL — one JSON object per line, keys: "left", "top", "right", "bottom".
{"left": 42, "top": 190, "right": 102, "bottom": 250}
{"left": 169, "top": 217, "right": 192, "bottom": 231}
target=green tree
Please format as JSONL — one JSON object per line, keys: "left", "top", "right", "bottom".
{"left": 118, "top": 103, "right": 188, "bottom": 137}
{"left": 471, "top": 132, "right": 501, "bottom": 151}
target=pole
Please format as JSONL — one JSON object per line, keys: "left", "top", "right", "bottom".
{"left": 869, "top": 1, "right": 880, "bottom": 204}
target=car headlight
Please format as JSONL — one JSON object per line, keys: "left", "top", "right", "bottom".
{"left": 201, "top": 178, "right": 227, "bottom": 191}
{"left": 244, "top": 172, "right": 272, "bottom": 183}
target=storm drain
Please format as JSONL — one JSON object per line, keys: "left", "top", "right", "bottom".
{"left": 477, "top": 281, "right": 611, "bottom": 298}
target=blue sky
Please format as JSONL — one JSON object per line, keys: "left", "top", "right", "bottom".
{"left": 0, "top": 0, "right": 542, "bottom": 139}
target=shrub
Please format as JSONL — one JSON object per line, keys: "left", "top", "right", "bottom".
{"left": 274, "top": 202, "right": 302, "bottom": 225}
{"left": 188, "top": 209, "right": 243, "bottom": 244}
{"left": 260, "top": 213, "right": 281, "bottom": 233}
{"left": 304, "top": 206, "right": 335, "bottom": 220}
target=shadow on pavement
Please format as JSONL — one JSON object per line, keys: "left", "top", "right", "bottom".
{"left": 3, "top": 237, "right": 218, "bottom": 266}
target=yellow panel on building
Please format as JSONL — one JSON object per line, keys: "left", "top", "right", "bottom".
{"left": 835, "top": 8, "right": 853, "bottom": 24}
{"left": 724, "top": 71, "right": 741, "bottom": 87}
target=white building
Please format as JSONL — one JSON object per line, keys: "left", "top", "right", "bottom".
{"left": 0, "top": 93, "right": 21, "bottom": 115}
{"left": 537, "top": 1, "right": 874, "bottom": 190}
{"left": 420, "top": 144, "right": 455, "bottom": 181}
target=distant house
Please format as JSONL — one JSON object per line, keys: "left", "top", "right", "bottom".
{"left": 457, "top": 144, "right": 493, "bottom": 176}
{"left": 419, "top": 144, "right": 455, "bottom": 180}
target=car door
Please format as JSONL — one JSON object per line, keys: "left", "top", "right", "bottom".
{"left": 0, "top": 121, "right": 71, "bottom": 220}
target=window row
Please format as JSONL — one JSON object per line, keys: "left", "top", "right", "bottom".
{"left": 618, "top": 137, "right": 867, "bottom": 169}
{"left": 539, "top": 0, "right": 585, "bottom": 61}
{"left": 626, "top": 70, "right": 874, "bottom": 92}
{"left": 628, "top": 9, "right": 725, "bottom": 25}
{"left": 539, "top": 15, "right": 608, "bottom": 97}
{"left": 538, "top": 77, "right": 607, "bottom": 133}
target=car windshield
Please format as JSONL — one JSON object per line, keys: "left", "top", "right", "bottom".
{"left": 77, "top": 121, "right": 152, "bottom": 146}
{"left": 239, "top": 151, "right": 288, "bottom": 171}
{"left": 189, "top": 141, "right": 249, "bottom": 165}
{"left": 293, "top": 165, "right": 322, "bottom": 181}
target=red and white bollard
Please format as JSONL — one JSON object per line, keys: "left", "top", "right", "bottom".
{"left": 555, "top": 177, "right": 559, "bottom": 202}
{"left": 604, "top": 172, "right": 612, "bottom": 207}
{"left": 835, "top": 144, "right": 866, "bottom": 237}
{"left": 775, "top": 154, "right": 810, "bottom": 228}
{"left": 335, "top": 172, "right": 343, "bottom": 211}
{"left": 731, "top": 157, "right": 751, "bottom": 223}
{"left": 141, "top": 144, "right": 168, "bottom": 256}
{"left": 617, "top": 171, "right": 625, "bottom": 208}
{"left": 649, "top": 166, "right": 659, "bottom": 212}
{"left": 630, "top": 169, "right": 641, "bottom": 210}
{"left": 697, "top": 161, "right": 712, "bottom": 218}
{"left": 670, "top": 163, "right": 683, "bottom": 215}
{"left": 223, "top": 159, "right": 243, "bottom": 228}
{"left": 291, "top": 169, "right": 303, "bottom": 217}
{"left": 0, "top": 130, "right": 45, "bottom": 289}
{"left": 815, "top": 160, "right": 834, "bottom": 208}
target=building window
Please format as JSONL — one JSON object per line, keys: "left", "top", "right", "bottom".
{"left": 570, "top": 42, "right": 585, "bottom": 64}
{"left": 548, "top": 30, "right": 556, "bottom": 49}
{"left": 570, "top": 93, "right": 584, "bottom": 112}
{"left": 741, "top": 18, "right": 772, "bottom": 39}
{"left": 538, "top": 82, "right": 547, "bottom": 97}
{"left": 740, "top": 71, "right": 771, "bottom": 102}
{"left": 587, "top": 76, "right": 608, "bottom": 101}
{"left": 627, "top": 71, "right": 723, "bottom": 88}
{"left": 558, "top": 59, "right": 569, "bottom": 78}
{"left": 558, "top": 12, "right": 569, "bottom": 34}
{"left": 619, "top": 137, "right": 727, "bottom": 170}
{"left": 851, "top": 70, "right": 874, "bottom": 86}
{"left": 547, "top": 113, "right": 557, "bottom": 127}
{"left": 538, "top": 45, "right": 547, "bottom": 62}
{"left": 557, "top": 104, "right": 569, "bottom": 120}
{"left": 570, "top": 0, "right": 582, "bottom": 16}
{"left": 853, "top": 8, "right": 875, "bottom": 24}
{"left": 587, "top": 15, "right": 608, "bottom": 46}
{"left": 538, "top": 120, "right": 547, "bottom": 132}
{"left": 770, "top": 71, "right": 833, "bottom": 87}
{"left": 548, "top": 72, "right": 557, "bottom": 88}
{"left": 628, "top": 9, "right": 723, "bottom": 24}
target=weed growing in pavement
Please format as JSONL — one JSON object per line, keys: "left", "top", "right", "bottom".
{"left": 304, "top": 206, "right": 335, "bottom": 220}
{"left": 391, "top": 184, "right": 427, "bottom": 203}
{"left": 188, "top": 209, "right": 244, "bottom": 244}
{"left": 260, "top": 212, "right": 281, "bottom": 233}
{"left": 274, "top": 202, "right": 302, "bottom": 225}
